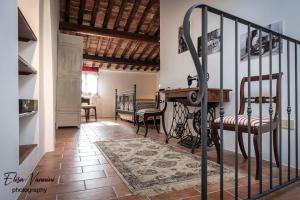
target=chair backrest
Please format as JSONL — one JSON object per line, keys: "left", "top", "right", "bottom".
{"left": 156, "top": 89, "right": 167, "bottom": 113}
{"left": 81, "top": 97, "right": 90, "bottom": 105}
{"left": 239, "top": 72, "right": 283, "bottom": 120}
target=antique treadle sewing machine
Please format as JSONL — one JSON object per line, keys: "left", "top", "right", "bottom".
{"left": 163, "top": 74, "right": 231, "bottom": 153}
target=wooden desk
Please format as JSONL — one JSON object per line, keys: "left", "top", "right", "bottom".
{"left": 162, "top": 87, "right": 232, "bottom": 153}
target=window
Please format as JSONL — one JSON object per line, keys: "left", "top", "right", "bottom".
{"left": 81, "top": 71, "right": 98, "bottom": 97}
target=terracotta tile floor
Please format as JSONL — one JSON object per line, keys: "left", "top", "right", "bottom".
{"left": 19, "top": 119, "right": 300, "bottom": 200}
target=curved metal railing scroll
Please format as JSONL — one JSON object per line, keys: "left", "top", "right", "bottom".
{"left": 183, "top": 4, "right": 205, "bottom": 105}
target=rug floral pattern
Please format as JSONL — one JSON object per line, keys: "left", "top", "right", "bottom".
{"left": 95, "top": 138, "right": 234, "bottom": 196}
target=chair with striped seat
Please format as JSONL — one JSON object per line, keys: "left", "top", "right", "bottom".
{"left": 211, "top": 73, "right": 282, "bottom": 180}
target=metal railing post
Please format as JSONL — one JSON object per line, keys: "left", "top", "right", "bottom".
{"left": 201, "top": 6, "right": 208, "bottom": 200}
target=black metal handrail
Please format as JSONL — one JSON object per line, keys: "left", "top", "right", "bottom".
{"left": 183, "top": 3, "right": 300, "bottom": 200}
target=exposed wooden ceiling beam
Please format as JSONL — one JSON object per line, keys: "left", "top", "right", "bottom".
{"left": 85, "top": 36, "right": 91, "bottom": 53}
{"left": 83, "top": 54, "right": 159, "bottom": 67}
{"left": 112, "top": 39, "right": 123, "bottom": 57}
{"left": 129, "top": 41, "right": 141, "bottom": 59}
{"left": 146, "top": 44, "right": 158, "bottom": 60}
{"left": 115, "top": 64, "right": 121, "bottom": 70}
{"left": 136, "top": 43, "right": 149, "bottom": 60}
{"left": 146, "top": 9, "right": 159, "bottom": 33}
{"left": 135, "top": 0, "right": 158, "bottom": 33}
{"left": 124, "top": 0, "right": 140, "bottom": 31}
{"left": 114, "top": 0, "right": 127, "bottom": 30}
{"left": 103, "top": 0, "right": 114, "bottom": 28}
{"left": 64, "top": 0, "right": 70, "bottom": 22}
{"left": 90, "top": 0, "right": 100, "bottom": 26}
{"left": 120, "top": 40, "right": 133, "bottom": 58}
{"left": 130, "top": 65, "right": 136, "bottom": 70}
{"left": 143, "top": 66, "right": 150, "bottom": 71}
{"left": 151, "top": 66, "right": 159, "bottom": 71}
{"left": 95, "top": 37, "right": 103, "bottom": 55}
{"left": 60, "top": 22, "right": 159, "bottom": 44}
{"left": 124, "top": 41, "right": 142, "bottom": 70}
{"left": 78, "top": 0, "right": 86, "bottom": 24}
{"left": 104, "top": 38, "right": 112, "bottom": 56}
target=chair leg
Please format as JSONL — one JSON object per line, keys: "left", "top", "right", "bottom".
{"left": 85, "top": 109, "right": 88, "bottom": 122}
{"left": 238, "top": 132, "right": 248, "bottom": 159}
{"left": 87, "top": 109, "right": 90, "bottom": 121}
{"left": 136, "top": 115, "right": 140, "bottom": 134}
{"left": 273, "top": 129, "right": 280, "bottom": 167}
{"left": 94, "top": 108, "right": 97, "bottom": 121}
{"left": 144, "top": 116, "right": 149, "bottom": 137}
{"left": 253, "top": 135, "right": 260, "bottom": 180}
{"left": 153, "top": 116, "right": 160, "bottom": 133}
{"left": 161, "top": 114, "right": 168, "bottom": 143}
{"left": 211, "top": 129, "right": 220, "bottom": 164}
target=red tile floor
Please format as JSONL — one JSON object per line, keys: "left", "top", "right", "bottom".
{"left": 19, "top": 119, "right": 300, "bottom": 200}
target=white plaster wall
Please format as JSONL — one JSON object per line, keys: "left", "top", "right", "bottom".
{"left": 160, "top": 0, "right": 300, "bottom": 167}
{"left": 0, "top": 0, "right": 19, "bottom": 199}
{"left": 39, "top": 0, "right": 59, "bottom": 153}
{"left": 97, "top": 70, "right": 158, "bottom": 118}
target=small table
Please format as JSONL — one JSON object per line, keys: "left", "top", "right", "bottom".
{"left": 163, "top": 88, "right": 231, "bottom": 153}
{"left": 81, "top": 105, "right": 97, "bottom": 122}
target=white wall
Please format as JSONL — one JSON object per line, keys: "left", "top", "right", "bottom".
{"left": 39, "top": 0, "right": 59, "bottom": 153}
{"left": 97, "top": 70, "right": 158, "bottom": 118}
{"left": 0, "top": 0, "right": 19, "bottom": 199}
{"left": 160, "top": 0, "right": 300, "bottom": 166}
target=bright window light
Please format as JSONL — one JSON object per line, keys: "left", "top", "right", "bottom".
{"left": 82, "top": 72, "right": 98, "bottom": 96}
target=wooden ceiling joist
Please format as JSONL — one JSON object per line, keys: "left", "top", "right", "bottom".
{"left": 103, "top": 0, "right": 114, "bottom": 28}
{"left": 129, "top": 41, "right": 141, "bottom": 59}
{"left": 124, "top": 0, "right": 141, "bottom": 31}
{"left": 95, "top": 37, "right": 103, "bottom": 55}
{"left": 146, "top": 9, "right": 159, "bottom": 33}
{"left": 78, "top": 0, "right": 86, "bottom": 24}
{"left": 60, "top": 22, "right": 159, "bottom": 44}
{"left": 90, "top": 0, "right": 100, "bottom": 26}
{"left": 114, "top": 0, "right": 127, "bottom": 30}
{"left": 104, "top": 38, "right": 112, "bottom": 56}
{"left": 120, "top": 40, "right": 133, "bottom": 58}
{"left": 135, "top": 0, "right": 158, "bottom": 33}
{"left": 146, "top": 44, "right": 158, "bottom": 60}
{"left": 83, "top": 54, "right": 159, "bottom": 67}
{"left": 64, "top": 0, "right": 70, "bottom": 22}
{"left": 112, "top": 39, "right": 123, "bottom": 57}
{"left": 136, "top": 43, "right": 149, "bottom": 60}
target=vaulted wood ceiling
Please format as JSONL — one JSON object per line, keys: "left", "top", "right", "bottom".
{"left": 59, "top": 0, "right": 160, "bottom": 72}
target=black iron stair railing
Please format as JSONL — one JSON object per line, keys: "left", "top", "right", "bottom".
{"left": 183, "top": 3, "right": 300, "bottom": 200}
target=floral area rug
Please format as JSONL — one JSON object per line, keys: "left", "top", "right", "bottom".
{"left": 95, "top": 138, "right": 234, "bottom": 196}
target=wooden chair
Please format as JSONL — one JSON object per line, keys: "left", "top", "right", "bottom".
{"left": 136, "top": 92, "right": 168, "bottom": 137}
{"left": 81, "top": 97, "right": 97, "bottom": 122}
{"left": 211, "top": 73, "right": 282, "bottom": 180}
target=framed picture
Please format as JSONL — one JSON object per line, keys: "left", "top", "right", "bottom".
{"left": 178, "top": 25, "right": 188, "bottom": 54}
{"left": 198, "top": 28, "right": 221, "bottom": 57}
{"left": 240, "top": 21, "right": 283, "bottom": 61}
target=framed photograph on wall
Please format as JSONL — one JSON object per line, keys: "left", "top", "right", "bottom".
{"left": 198, "top": 28, "right": 221, "bottom": 57}
{"left": 240, "top": 21, "right": 283, "bottom": 61}
{"left": 178, "top": 25, "right": 188, "bottom": 54}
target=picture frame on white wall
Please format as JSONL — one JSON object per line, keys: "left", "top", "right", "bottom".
{"left": 240, "top": 21, "right": 283, "bottom": 61}
{"left": 178, "top": 25, "right": 188, "bottom": 54}
{"left": 197, "top": 28, "right": 221, "bottom": 57}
